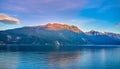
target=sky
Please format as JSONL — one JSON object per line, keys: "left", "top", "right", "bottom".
{"left": 0, "top": 0, "right": 120, "bottom": 33}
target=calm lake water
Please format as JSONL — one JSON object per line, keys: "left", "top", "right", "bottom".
{"left": 0, "top": 45, "right": 120, "bottom": 69}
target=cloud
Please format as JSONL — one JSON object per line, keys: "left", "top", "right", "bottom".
{"left": 0, "top": 0, "right": 104, "bottom": 13}
{"left": 0, "top": 14, "right": 19, "bottom": 24}
{"left": 115, "top": 23, "right": 120, "bottom": 27}
{"left": 68, "top": 18, "right": 112, "bottom": 31}
{"left": 98, "top": 0, "right": 120, "bottom": 12}
{"left": 1, "top": 0, "right": 119, "bottom": 14}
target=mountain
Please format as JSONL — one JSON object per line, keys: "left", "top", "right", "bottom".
{"left": 0, "top": 23, "right": 120, "bottom": 45}
{"left": 85, "top": 30, "right": 120, "bottom": 44}
{"left": 24, "top": 23, "right": 82, "bottom": 33}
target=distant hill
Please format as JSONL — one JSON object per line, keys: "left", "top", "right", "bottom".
{"left": 0, "top": 23, "right": 120, "bottom": 45}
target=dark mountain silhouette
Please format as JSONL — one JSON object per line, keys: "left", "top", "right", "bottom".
{"left": 0, "top": 23, "right": 120, "bottom": 45}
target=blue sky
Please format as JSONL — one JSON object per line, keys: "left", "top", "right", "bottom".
{"left": 0, "top": 0, "right": 120, "bottom": 33}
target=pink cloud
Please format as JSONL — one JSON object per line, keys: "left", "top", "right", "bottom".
{"left": 0, "top": 0, "right": 104, "bottom": 13}
{"left": 0, "top": 13, "right": 19, "bottom": 24}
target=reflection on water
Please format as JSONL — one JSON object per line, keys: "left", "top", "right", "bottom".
{"left": 0, "top": 46, "right": 120, "bottom": 69}
{"left": 101, "top": 49, "right": 105, "bottom": 63}
{"left": 0, "top": 52, "right": 19, "bottom": 69}
{"left": 47, "top": 51, "right": 80, "bottom": 68}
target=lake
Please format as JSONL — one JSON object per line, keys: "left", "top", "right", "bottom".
{"left": 0, "top": 45, "right": 120, "bottom": 69}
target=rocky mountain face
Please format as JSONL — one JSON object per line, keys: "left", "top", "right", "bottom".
{"left": 85, "top": 30, "right": 105, "bottom": 35}
{"left": 85, "top": 30, "right": 120, "bottom": 44}
{"left": 0, "top": 23, "right": 120, "bottom": 45}
{"left": 24, "top": 23, "right": 82, "bottom": 33}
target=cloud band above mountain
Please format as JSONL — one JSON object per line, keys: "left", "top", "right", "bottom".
{"left": 0, "top": 14, "right": 19, "bottom": 24}
{"left": 115, "top": 23, "right": 120, "bottom": 27}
